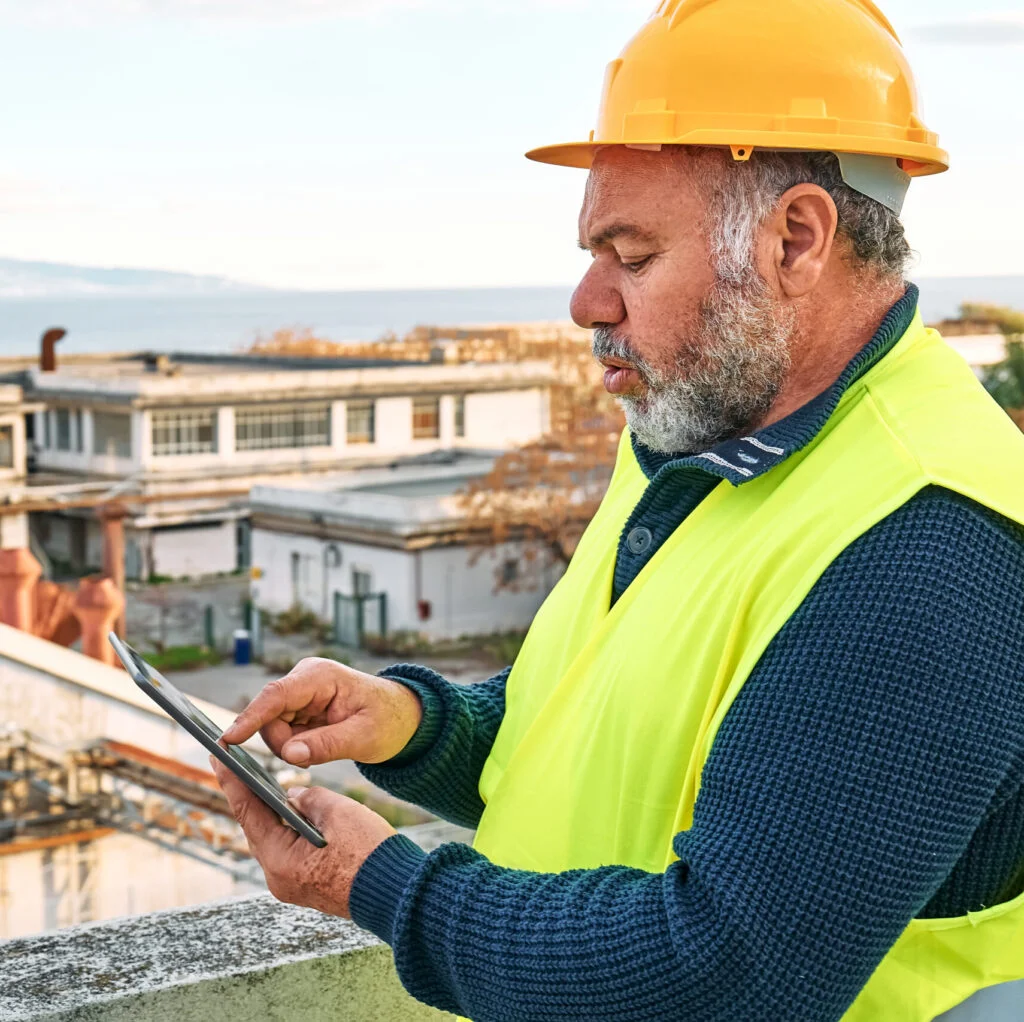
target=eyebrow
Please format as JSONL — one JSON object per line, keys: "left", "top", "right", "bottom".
{"left": 578, "top": 223, "right": 660, "bottom": 252}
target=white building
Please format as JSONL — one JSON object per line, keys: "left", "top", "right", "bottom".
{"left": 2, "top": 351, "right": 552, "bottom": 580}
{"left": 0, "top": 624, "right": 266, "bottom": 940}
{"left": 0, "top": 384, "right": 35, "bottom": 550}
{"left": 251, "top": 454, "right": 558, "bottom": 643}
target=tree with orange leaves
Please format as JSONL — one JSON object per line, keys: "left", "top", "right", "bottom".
{"left": 455, "top": 417, "right": 623, "bottom": 593}
{"left": 453, "top": 336, "right": 625, "bottom": 593}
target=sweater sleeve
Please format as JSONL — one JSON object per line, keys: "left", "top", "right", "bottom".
{"left": 356, "top": 664, "right": 510, "bottom": 829}
{"left": 349, "top": 488, "right": 1024, "bottom": 1022}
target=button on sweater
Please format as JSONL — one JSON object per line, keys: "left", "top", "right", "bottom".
{"left": 349, "top": 286, "right": 1024, "bottom": 1022}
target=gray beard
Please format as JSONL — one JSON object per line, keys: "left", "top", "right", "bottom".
{"left": 593, "top": 275, "right": 793, "bottom": 455}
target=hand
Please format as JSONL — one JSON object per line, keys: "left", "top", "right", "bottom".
{"left": 222, "top": 657, "right": 423, "bottom": 767}
{"left": 211, "top": 755, "right": 396, "bottom": 918}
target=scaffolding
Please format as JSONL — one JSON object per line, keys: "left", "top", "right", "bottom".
{"left": 0, "top": 726, "right": 269, "bottom": 888}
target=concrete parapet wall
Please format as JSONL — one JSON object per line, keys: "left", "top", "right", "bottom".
{"left": 0, "top": 623, "right": 258, "bottom": 770}
{"left": 1, "top": 893, "right": 454, "bottom": 1022}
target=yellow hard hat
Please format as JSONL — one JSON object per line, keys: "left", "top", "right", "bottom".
{"left": 527, "top": 0, "right": 948, "bottom": 214}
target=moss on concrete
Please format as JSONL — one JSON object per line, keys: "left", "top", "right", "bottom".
{"left": 2, "top": 893, "right": 454, "bottom": 1022}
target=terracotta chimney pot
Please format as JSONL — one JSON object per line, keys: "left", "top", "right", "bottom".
{"left": 0, "top": 548, "right": 43, "bottom": 632}
{"left": 73, "top": 576, "right": 126, "bottom": 666}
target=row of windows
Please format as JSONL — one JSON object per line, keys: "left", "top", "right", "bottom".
{"left": 151, "top": 409, "right": 215, "bottom": 456}
{"left": 236, "top": 405, "right": 332, "bottom": 452}
{"left": 150, "top": 398, "right": 467, "bottom": 457}
{"left": 37, "top": 399, "right": 469, "bottom": 460}
{"left": 39, "top": 409, "right": 132, "bottom": 459}
{"left": 41, "top": 408, "right": 86, "bottom": 453}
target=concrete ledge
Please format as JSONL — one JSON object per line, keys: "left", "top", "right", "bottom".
{"left": 0, "top": 623, "right": 234, "bottom": 730}
{"left": 1, "top": 894, "right": 454, "bottom": 1022}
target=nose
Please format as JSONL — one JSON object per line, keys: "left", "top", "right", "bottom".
{"left": 570, "top": 259, "right": 626, "bottom": 331}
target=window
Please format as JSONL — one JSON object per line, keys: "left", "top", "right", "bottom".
{"left": 93, "top": 412, "right": 132, "bottom": 459}
{"left": 454, "top": 395, "right": 466, "bottom": 438}
{"left": 152, "top": 409, "right": 218, "bottom": 456}
{"left": 42, "top": 411, "right": 51, "bottom": 449}
{"left": 352, "top": 568, "right": 373, "bottom": 597}
{"left": 346, "top": 401, "right": 375, "bottom": 445}
{"left": 235, "top": 404, "right": 330, "bottom": 452}
{"left": 501, "top": 559, "right": 520, "bottom": 586}
{"left": 55, "top": 408, "right": 72, "bottom": 451}
{"left": 290, "top": 552, "right": 302, "bottom": 605}
{"left": 236, "top": 520, "right": 252, "bottom": 573}
{"left": 73, "top": 409, "right": 84, "bottom": 453}
{"left": 0, "top": 425, "right": 12, "bottom": 468}
{"left": 412, "top": 397, "right": 440, "bottom": 440}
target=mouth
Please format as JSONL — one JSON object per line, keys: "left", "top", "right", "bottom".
{"left": 598, "top": 357, "right": 642, "bottom": 395}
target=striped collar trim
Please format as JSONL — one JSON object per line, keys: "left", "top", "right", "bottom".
{"left": 632, "top": 285, "right": 920, "bottom": 486}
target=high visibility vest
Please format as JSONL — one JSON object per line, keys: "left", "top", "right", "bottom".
{"left": 471, "top": 312, "right": 1024, "bottom": 1020}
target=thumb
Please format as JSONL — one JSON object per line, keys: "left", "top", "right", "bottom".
{"left": 287, "top": 785, "right": 343, "bottom": 830}
{"left": 282, "top": 717, "right": 374, "bottom": 766}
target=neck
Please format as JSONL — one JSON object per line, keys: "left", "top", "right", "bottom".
{"left": 760, "top": 280, "right": 906, "bottom": 429}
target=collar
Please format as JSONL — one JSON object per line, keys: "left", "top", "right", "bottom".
{"left": 632, "top": 284, "right": 920, "bottom": 485}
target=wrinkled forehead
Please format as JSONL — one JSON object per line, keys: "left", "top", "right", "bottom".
{"left": 579, "top": 146, "right": 706, "bottom": 246}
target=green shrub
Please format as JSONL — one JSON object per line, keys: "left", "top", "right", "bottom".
{"left": 146, "top": 645, "right": 222, "bottom": 672}
{"left": 272, "top": 604, "right": 326, "bottom": 637}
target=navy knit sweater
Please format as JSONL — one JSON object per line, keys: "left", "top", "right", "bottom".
{"left": 349, "top": 287, "right": 1024, "bottom": 1022}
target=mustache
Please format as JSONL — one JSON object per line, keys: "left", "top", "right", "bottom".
{"left": 592, "top": 328, "right": 660, "bottom": 386}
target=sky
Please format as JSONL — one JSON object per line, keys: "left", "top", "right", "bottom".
{"left": 0, "top": 0, "right": 1020, "bottom": 291}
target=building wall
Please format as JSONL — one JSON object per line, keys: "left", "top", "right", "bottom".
{"left": 0, "top": 406, "right": 27, "bottom": 484}
{"left": 0, "top": 634, "right": 237, "bottom": 772}
{"left": 0, "top": 831, "right": 255, "bottom": 941}
{"left": 150, "top": 520, "right": 237, "bottom": 580}
{"left": 0, "top": 513, "right": 28, "bottom": 550}
{"left": 251, "top": 528, "right": 552, "bottom": 640}
{"left": 462, "top": 388, "right": 548, "bottom": 448}
{"left": 0, "top": 629, "right": 271, "bottom": 942}
{"left": 251, "top": 529, "right": 412, "bottom": 624}
{"left": 417, "top": 544, "right": 553, "bottom": 640}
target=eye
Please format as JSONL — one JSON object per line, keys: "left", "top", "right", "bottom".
{"left": 622, "top": 255, "right": 652, "bottom": 274}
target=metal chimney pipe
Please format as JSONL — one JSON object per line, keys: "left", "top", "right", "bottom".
{"left": 40, "top": 327, "right": 68, "bottom": 372}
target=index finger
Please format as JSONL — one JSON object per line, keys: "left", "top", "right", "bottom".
{"left": 222, "top": 675, "right": 309, "bottom": 745}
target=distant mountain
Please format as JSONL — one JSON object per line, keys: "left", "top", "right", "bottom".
{"left": 0, "top": 257, "right": 265, "bottom": 298}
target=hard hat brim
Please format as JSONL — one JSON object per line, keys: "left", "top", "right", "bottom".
{"left": 526, "top": 134, "right": 949, "bottom": 178}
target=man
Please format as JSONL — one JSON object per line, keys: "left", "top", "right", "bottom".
{"left": 214, "top": 1, "right": 1024, "bottom": 1019}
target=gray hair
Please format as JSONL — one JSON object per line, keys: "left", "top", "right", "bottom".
{"left": 687, "top": 148, "right": 912, "bottom": 284}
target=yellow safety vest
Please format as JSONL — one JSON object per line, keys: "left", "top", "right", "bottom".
{"left": 471, "top": 313, "right": 1024, "bottom": 1020}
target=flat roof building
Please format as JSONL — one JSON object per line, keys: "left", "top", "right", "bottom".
{"left": 0, "top": 384, "right": 38, "bottom": 550}
{"left": 250, "top": 451, "right": 558, "bottom": 643}
{"left": 0, "top": 351, "right": 553, "bottom": 581}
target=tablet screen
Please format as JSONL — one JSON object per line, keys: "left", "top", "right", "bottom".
{"left": 122, "top": 642, "right": 288, "bottom": 800}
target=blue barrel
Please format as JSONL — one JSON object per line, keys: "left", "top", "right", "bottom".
{"left": 233, "top": 629, "right": 252, "bottom": 666}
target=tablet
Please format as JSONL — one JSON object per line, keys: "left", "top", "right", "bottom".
{"left": 108, "top": 632, "right": 327, "bottom": 848}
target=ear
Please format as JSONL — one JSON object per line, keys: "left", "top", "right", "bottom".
{"left": 765, "top": 184, "right": 838, "bottom": 299}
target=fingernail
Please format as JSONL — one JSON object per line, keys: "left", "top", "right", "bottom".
{"left": 287, "top": 741, "right": 310, "bottom": 765}
{"left": 287, "top": 786, "right": 308, "bottom": 800}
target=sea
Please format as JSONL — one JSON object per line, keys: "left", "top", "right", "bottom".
{"left": 0, "top": 277, "right": 1022, "bottom": 357}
